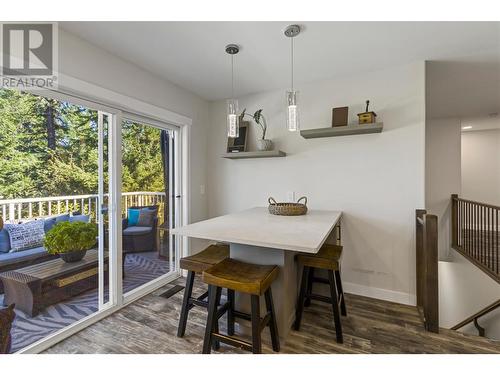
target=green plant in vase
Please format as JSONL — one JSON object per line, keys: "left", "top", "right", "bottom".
{"left": 44, "top": 221, "right": 98, "bottom": 262}
{"left": 239, "top": 108, "right": 273, "bottom": 151}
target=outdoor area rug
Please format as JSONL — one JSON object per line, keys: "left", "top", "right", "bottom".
{"left": 1, "top": 252, "right": 169, "bottom": 352}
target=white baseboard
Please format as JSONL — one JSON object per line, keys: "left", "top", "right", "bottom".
{"left": 343, "top": 281, "right": 416, "bottom": 306}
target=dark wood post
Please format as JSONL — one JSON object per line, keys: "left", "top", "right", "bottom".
{"left": 415, "top": 209, "right": 426, "bottom": 309}
{"left": 423, "top": 214, "right": 439, "bottom": 333}
{"left": 451, "top": 194, "right": 458, "bottom": 248}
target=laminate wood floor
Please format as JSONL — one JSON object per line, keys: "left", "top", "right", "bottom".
{"left": 44, "top": 276, "right": 500, "bottom": 354}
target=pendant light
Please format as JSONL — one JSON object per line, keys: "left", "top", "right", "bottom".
{"left": 284, "top": 24, "right": 301, "bottom": 132}
{"left": 226, "top": 44, "right": 240, "bottom": 138}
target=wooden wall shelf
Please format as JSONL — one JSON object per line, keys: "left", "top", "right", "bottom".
{"left": 222, "top": 150, "right": 286, "bottom": 159}
{"left": 300, "top": 122, "right": 383, "bottom": 139}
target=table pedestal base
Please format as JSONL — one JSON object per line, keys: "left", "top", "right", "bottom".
{"left": 230, "top": 243, "right": 297, "bottom": 338}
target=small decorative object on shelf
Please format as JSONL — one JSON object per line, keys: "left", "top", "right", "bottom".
{"left": 268, "top": 196, "right": 308, "bottom": 216}
{"left": 239, "top": 108, "right": 273, "bottom": 151}
{"left": 227, "top": 121, "right": 249, "bottom": 153}
{"left": 357, "top": 100, "right": 377, "bottom": 124}
{"left": 332, "top": 106, "right": 349, "bottom": 127}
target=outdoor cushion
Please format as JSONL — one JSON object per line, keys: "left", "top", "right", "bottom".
{"left": 0, "top": 229, "right": 11, "bottom": 253}
{"left": 137, "top": 209, "right": 157, "bottom": 227}
{"left": 123, "top": 226, "right": 153, "bottom": 236}
{"left": 54, "top": 213, "right": 70, "bottom": 223}
{"left": 69, "top": 214, "right": 90, "bottom": 223}
{"left": 0, "top": 246, "right": 47, "bottom": 267}
{"left": 127, "top": 208, "right": 141, "bottom": 226}
{"left": 44, "top": 217, "right": 57, "bottom": 233}
{"left": 5, "top": 220, "right": 45, "bottom": 253}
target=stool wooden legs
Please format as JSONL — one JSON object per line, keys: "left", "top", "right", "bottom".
{"left": 304, "top": 267, "right": 314, "bottom": 307}
{"left": 227, "top": 289, "right": 235, "bottom": 336}
{"left": 328, "top": 270, "right": 343, "bottom": 343}
{"left": 294, "top": 266, "right": 345, "bottom": 343}
{"left": 203, "top": 285, "right": 219, "bottom": 354}
{"left": 177, "top": 270, "right": 195, "bottom": 337}
{"left": 264, "top": 288, "right": 280, "bottom": 352}
{"left": 335, "top": 269, "right": 347, "bottom": 316}
{"left": 250, "top": 295, "right": 262, "bottom": 354}
{"left": 294, "top": 266, "right": 310, "bottom": 331}
{"left": 203, "top": 287, "right": 280, "bottom": 354}
{"left": 178, "top": 271, "right": 222, "bottom": 351}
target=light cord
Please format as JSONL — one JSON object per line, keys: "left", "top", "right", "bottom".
{"left": 291, "top": 37, "right": 294, "bottom": 91}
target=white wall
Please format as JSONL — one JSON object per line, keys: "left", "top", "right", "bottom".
{"left": 462, "top": 129, "right": 500, "bottom": 206}
{"left": 425, "top": 118, "right": 462, "bottom": 259}
{"left": 207, "top": 62, "right": 426, "bottom": 304}
{"left": 57, "top": 29, "right": 211, "bottom": 251}
{"left": 439, "top": 249, "right": 500, "bottom": 339}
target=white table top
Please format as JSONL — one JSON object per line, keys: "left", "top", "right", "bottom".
{"left": 171, "top": 207, "right": 342, "bottom": 254}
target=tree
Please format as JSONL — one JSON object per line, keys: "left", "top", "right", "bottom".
{"left": 0, "top": 88, "right": 165, "bottom": 201}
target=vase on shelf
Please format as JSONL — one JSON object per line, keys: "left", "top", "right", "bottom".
{"left": 256, "top": 139, "right": 273, "bottom": 151}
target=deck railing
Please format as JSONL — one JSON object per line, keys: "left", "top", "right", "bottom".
{"left": 451, "top": 194, "right": 500, "bottom": 283}
{"left": 416, "top": 209, "right": 439, "bottom": 333}
{"left": 0, "top": 191, "right": 166, "bottom": 223}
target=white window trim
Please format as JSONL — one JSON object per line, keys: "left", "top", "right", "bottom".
{"left": 14, "top": 73, "right": 191, "bottom": 354}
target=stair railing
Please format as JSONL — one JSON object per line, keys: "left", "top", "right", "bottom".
{"left": 451, "top": 194, "right": 500, "bottom": 283}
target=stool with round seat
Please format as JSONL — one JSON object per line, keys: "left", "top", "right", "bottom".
{"left": 177, "top": 244, "right": 230, "bottom": 339}
{"left": 201, "top": 258, "right": 280, "bottom": 354}
{"left": 294, "top": 244, "right": 346, "bottom": 343}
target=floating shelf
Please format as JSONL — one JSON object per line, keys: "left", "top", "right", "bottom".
{"left": 300, "top": 122, "right": 383, "bottom": 139}
{"left": 222, "top": 150, "right": 286, "bottom": 159}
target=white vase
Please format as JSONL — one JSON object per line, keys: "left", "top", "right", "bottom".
{"left": 256, "top": 139, "right": 273, "bottom": 151}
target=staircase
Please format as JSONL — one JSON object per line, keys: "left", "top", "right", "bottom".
{"left": 449, "top": 194, "right": 500, "bottom": 338}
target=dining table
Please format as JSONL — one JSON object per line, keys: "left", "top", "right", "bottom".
{"left": 171, "top": 206, "right": 342, "bottom": 338}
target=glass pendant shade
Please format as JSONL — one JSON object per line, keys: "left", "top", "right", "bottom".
{"left": 227, "top": 98, "right": 239, "bottom": 138}
{"left": 286, "top": 91, "right": 299, "bottom": 132}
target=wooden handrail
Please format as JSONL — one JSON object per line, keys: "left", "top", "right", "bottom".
{"left": 452, "top": 195, "right": 500, "bottom": 211}
{"left": 415, "top": 209, "right": 439, "bottom": 333}
{"left": 451, "top": 194, "right": 500, "bottom": 284}
{"left": 451, "top": 299, "right": 500, "bottom": 336}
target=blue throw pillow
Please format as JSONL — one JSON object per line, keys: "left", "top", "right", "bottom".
{"left": 127, "top": 209, "right": 140, "bottom": 226}
{"left": 0, "top": 228, "right": 11, "bottom": 253}
{"left": 69, "top": 214, "right": 90, "bottom": 223}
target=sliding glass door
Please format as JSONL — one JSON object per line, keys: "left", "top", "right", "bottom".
{"left": 120, "top": 116, "right": 180, "bottom": 297}
{"left": 0, "top": 88, "right": 113, "bottom": 352}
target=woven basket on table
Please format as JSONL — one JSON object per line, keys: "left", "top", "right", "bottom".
{"left": 268, "top": 197, "right": 308, "bottom": 216}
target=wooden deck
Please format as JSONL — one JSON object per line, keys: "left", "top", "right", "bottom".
{"left": 44, "top": 276, "right": 500, "bottom": 354}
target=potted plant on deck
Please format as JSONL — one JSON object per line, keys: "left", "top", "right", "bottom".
{"left": 44, "top": 221, "right": 98, "bottom": 263}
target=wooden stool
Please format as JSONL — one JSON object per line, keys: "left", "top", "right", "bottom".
{"left": 202, "top": 258, "right": 280, "bottom": 354}
{"left": 177, "top": 244, "right": 229, "bottom": 340}
{"left": 294, "top": 244, "right": 347, "bottom": 343}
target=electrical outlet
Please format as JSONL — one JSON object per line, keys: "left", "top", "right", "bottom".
{"left": 200, "top": 184, "right": 206, "bottom": 195}
{"left": 286, "top": 191, "right": 295, "bottom": 202}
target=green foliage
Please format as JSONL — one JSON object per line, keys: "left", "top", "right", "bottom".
{"left": 0, "top": 88, "right": 166, "bottom": 200}
{"left": 44, "top": 221, "right": 98, "bottom": 254}
{"left": 239, "top": 108, "right": 268, "bottom": 139}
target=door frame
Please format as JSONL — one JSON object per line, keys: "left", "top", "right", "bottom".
{"left": 16, "top": 74, "right": 191, "bottom": 353}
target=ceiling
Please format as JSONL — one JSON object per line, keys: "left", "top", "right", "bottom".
{"left": 61, "top": 22, "right": 500, "bottom": 102}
